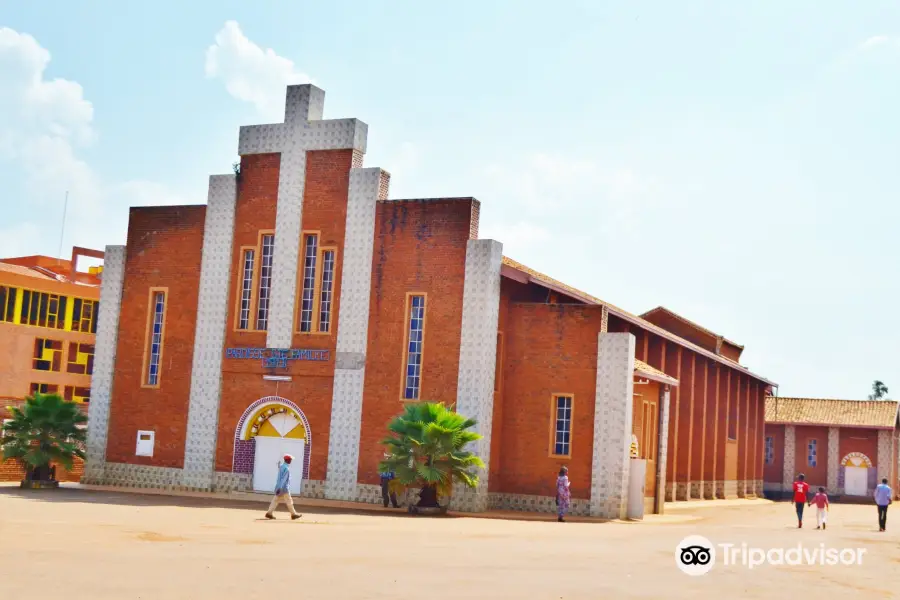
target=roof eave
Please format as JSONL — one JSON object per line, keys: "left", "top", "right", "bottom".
{"left": 635, "top": 370, "right": 679, "bottom": 387}
{"left": 766, "top": 421, "right": 896, "bottom": 430}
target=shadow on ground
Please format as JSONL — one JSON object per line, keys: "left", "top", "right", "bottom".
{"left": 0, "top": 486, "right": 417, "bottom": 519}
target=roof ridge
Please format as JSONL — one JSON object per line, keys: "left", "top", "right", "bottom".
{"left": 641, "top": 306, "right": 744, "bottom": 349}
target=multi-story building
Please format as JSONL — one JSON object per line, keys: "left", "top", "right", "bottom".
{"left": 0, "top": 247, "right": 103, "bottom": 481}
{"left": 83, "top": 84, "right": 776, "bottom": 518}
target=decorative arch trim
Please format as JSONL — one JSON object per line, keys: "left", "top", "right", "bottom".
{"left": 241, "top": 405, "right": 306, "bottom": 440}
{"left": 232, "top": 396, "right": 312, "bottom": 480}
{"left": 840, "top": 452, "right": 873, "bottom": 468}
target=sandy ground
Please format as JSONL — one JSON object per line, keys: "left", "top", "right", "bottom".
{"left": 0, "top": 486, "right": 897, "bottom": 599}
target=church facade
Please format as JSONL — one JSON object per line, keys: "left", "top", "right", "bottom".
{"left": 83, "top": 85, "right": 775, "bottom": 518}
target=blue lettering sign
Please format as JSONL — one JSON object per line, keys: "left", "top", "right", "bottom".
{"left": 224, "top": 347, "right": 330, "bottom": 368}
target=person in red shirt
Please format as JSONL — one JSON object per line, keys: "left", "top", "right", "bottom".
{"left": 809, "top": 486, "right": 829, "bottom": 530}
{"left": 793, "top": 474, "right": 811, "bottom": 528}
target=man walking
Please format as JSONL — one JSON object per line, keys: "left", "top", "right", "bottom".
{"left": 380, "top": 467, "right": 400, "bottom": 508}
{"left": 792, "top": 473, "right": 810, "bottom": 528}
{"left": 265, "top": 454, "right": 301, "bottom": 520}
{"left": 874, "top": 477, "right": 892, "bottom": 532}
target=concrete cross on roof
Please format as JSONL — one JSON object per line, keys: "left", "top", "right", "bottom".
{"left": 237, "top": 85, "right": 368, "bottom": 349}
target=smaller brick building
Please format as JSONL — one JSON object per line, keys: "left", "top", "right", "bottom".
{"left": 763, "top": 397, "right": 900, "bottom": 500}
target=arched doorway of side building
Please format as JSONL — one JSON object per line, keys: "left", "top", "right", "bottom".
{"left": 232, "top": 396, "right": 311, "bottom": 494}
{"left": 840, "top": 452, "right": 874, "bottom": 496}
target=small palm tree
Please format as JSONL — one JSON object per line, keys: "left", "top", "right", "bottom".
{"left": 379, "top": 402, "right": 484, "bottom": 508}
{"left": 869, "top": 380, "right": 890, "bottom": 401}
{"left": 1, "top": 393, "right": 87, "bottom": 483}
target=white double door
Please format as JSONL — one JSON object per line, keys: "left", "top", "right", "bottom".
{"left": 844, "top": 466, "right": 868, "bottom": 496}
{"left": 253, "top": 436, "right": 305, "bottom": 494}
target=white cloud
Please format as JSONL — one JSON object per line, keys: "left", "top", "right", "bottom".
{"left": 0, "top": 27, "right": 188, "bottom": 258}
{"left": 474, "top": 152, "right": 653, "bottom": 270}
{"left": 480, "top": 153, "right": 651, "bottom": 221}
{"left": 205, "top": 21, "right": 312, "bottom": 120}
{"left": 859, "top": 35, "right": 892, "bottom": 50}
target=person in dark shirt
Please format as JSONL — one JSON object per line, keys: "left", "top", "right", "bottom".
{"left": 380, "top": 468, "right": 399, "bottom": 508}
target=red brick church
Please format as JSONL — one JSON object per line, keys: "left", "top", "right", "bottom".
{"left": 83, "top": 85, "right": 776, "bottom": 518}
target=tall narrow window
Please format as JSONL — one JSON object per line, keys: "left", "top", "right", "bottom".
{"left": 551, "top": 395, "right": 573, "bottom": 457}
{"left": 72, "top": 298, "right": 98, "bottom": 333}
{"left": 402, "top": 295, "right": 426, "bottom": 400}
{"left": 255, "top": 234, "right": 274, "bottom": 330}
{"left": 494, "top": 332, "right": 504, "bottom": 393}
{"left": 237, "top": 249, "right": 255, "bottom": 330}
{"left": 299, "top": 234, "right": 318, "bottom": 332}
{"left": 0, "top": 285, "right": 16, "bottom": 323}
{"left": 318, "top": 249, "right": 335, "bottom": 333}
{"left": 145, "top": 291, "right": 166, "bottom": 386}
{"left": 20, "top": 290, "right": 33, "bottom": 325}
{"left": 807, "top": 439, "right": 817, "bottom": 468}
{"left": 765, "top": 436, "right": 774, "bottom": 465}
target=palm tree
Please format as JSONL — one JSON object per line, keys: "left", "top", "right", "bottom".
{"left": 1, "top": 393, "right": 87, "bottom": 484}
{"left": 378, "top": 402, "right": 484, "bottom": 509}
{"left": 868, "top": 380, "right": 889, "bottom": 401}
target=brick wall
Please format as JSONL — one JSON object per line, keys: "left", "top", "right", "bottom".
{"left": 764, "top": 423, "right": 785, "bottom": 483}
{"left": 105, "top": 205, "right": 206, "bottom": 468}
{"left": 839, "top": 427, "right": 879, "bottom": 467}
{"left": 794, "top": 425, "right": 829, "bottom": 488}
{"left": 356, "top": 198, "right": 475, "bottom": 485}
{"left": 495, "top": 302, "right": 604, "bottom": 500}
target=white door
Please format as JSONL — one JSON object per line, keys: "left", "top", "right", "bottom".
{"left": 845, "top": 466, "right": 868, "bottom": 496}
{"left": 252, "top": 437, "right": 305, "bottom": 494}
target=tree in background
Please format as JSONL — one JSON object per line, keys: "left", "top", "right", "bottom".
{"left": 1, "top": 393, "right": 87, "bottom": 485}
{"left": 379, "top": 402, "right": 484, "bottom": 509}
{"left": 868, "top": 380, "right": 889, "bottom": 401}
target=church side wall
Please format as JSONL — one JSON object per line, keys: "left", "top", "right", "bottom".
{"left": 106, "top": 206, "right": 206, "bottom": 468}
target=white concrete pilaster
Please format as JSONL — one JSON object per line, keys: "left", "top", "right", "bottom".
{"left": 656, "top": 385, "right": 671, "bottom": 514}
{"left": 324, "top": 167, "right": 386, "bottom": 501}
{"left": 590, "top": 332, "right": 635, "bottom": 519}
{"left": 81, "top": 245, "right": 127, "bottom": 484}
{"left": 782, "top": 424, "right": 796, "bottom": 492}
{"left": 827, "top": 427, "right": 839, "bottom": 494}
{"left": 451, "top": 239, "right": 503, "bottom": 513}
{"left": 878, "top": 429, "right": 892, "bottom": 483}
{"left": 181, "top": 175, "right": 238, "bottom": 490}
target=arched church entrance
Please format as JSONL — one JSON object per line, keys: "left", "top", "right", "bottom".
{"left": 233, "top": 397, "right": 311, "bottom": 494}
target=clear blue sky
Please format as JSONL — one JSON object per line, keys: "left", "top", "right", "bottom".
{"left": 2, "top": 1, "right": 898, "bottom": 398}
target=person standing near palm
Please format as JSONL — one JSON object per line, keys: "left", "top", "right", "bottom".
{"left": 265, "top": 454, "right": 302, "bottom": 520}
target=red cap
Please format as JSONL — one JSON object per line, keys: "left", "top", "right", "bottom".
{"left": 283, "top": 454, "right": 293, "bottom": 461}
